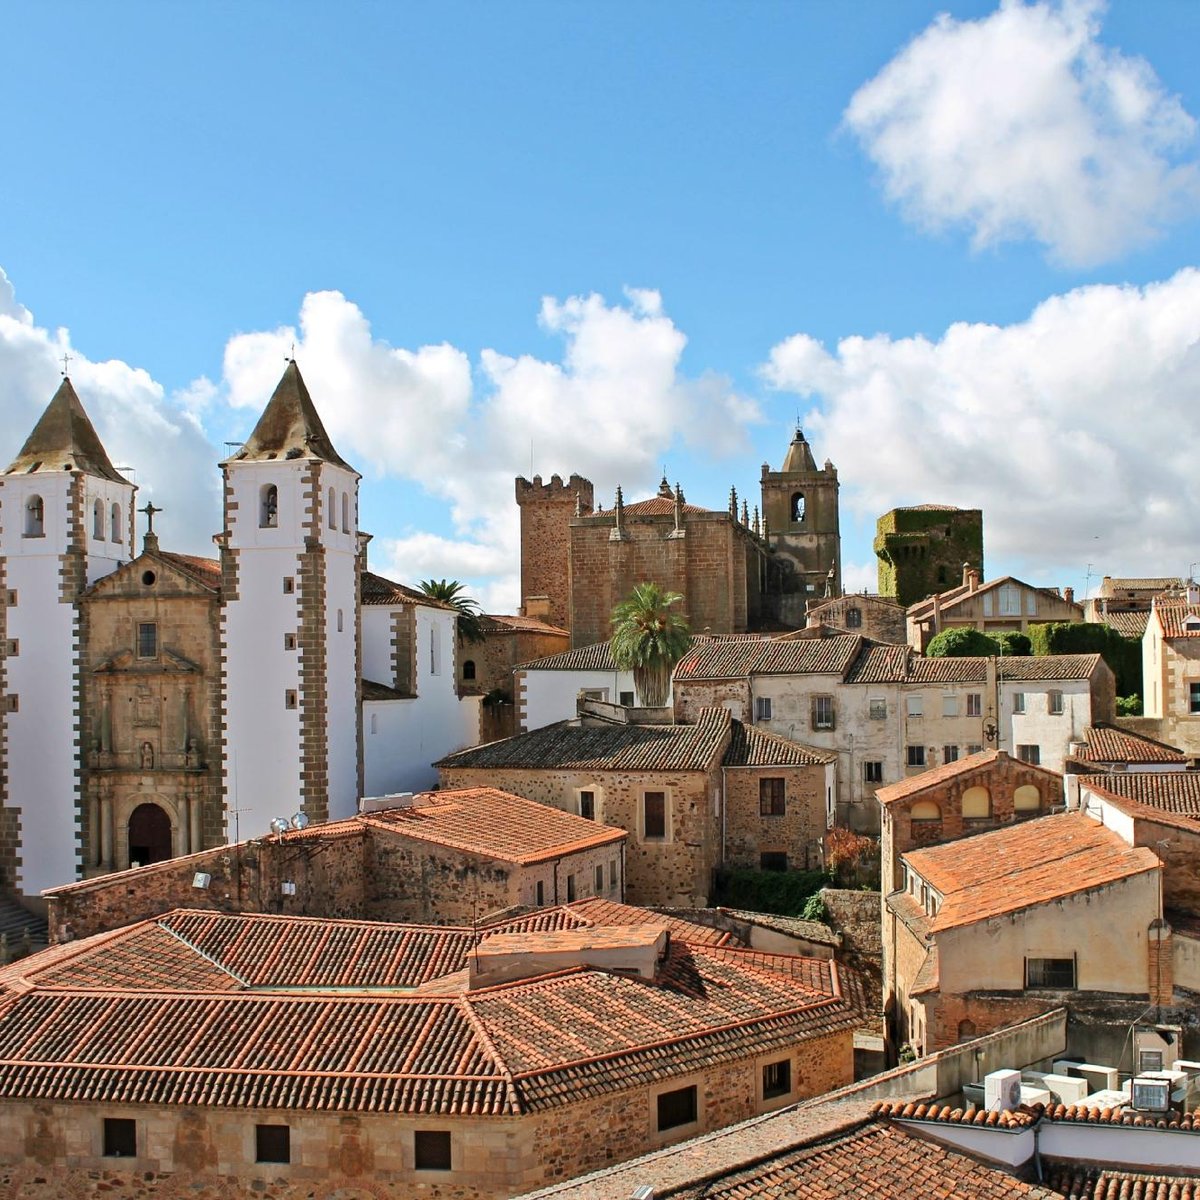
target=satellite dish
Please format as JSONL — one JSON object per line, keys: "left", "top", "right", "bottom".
{"left": 269, "top": 816, "right": 291, "bottom": 836}
{"left": 290, "top": 812, "right": 309, "bottom": 830}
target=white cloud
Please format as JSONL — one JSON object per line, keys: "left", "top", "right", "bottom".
{"left": 0, "top": 270, "right": 220, "bottom": 556}
{"left": 845, "top": 0, "right": 1200, "bottom": 266}
{"left": 764, "top": 268, "right": 1200, "bottom": 583}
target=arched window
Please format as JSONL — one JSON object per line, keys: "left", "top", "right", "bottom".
{"left": 961, "top": 786, "right": 991, "bottom": 820}
{"left": 328, "top": 487, "right": 336, "bottom": 529}
{"left": 1014, "top": 784, "right": 1041, "bottom": 814}
{"left": 911, "top": 800, "right": 941, "bottom": 822}
{"left": 93, "top": 498, "right": 104, "bottom": 540}
{"left": 958, "top": 1019, "right": 977, "bottom": 1040}
{"left": 791, "top": 492, "right": 806, "bottom": 522}
{"left": 260, "top": 484, "right": 278, "bottom": 528}
{"left": 341, "top": 491, "right": 349, "bottom": 532}
{"left": 111, "top": 502, "right": 122, "bottom": 543}
{"left": 463, "top": 659, "right": 477, "bottom": 681}
{"left": 24, "top": 495, "right": 44, "bottom": 538}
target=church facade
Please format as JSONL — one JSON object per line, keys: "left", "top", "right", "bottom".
{"left": 0, "top": 365, "right": 476, "bottom": 905}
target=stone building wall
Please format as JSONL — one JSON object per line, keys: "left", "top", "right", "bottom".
{"left": 672, "top": 677, "right": 752, "bottom": 723}
{"left": 723, "top": 763, "right": 829, "bottom": 872}
{"left": 515, "top": 474, "right": 593, "bottom": 631}
{"left": 874, "top": 508, "right": 983, "bottom": 607}
{"left": 1161, "top": 637, "right": 1200, "bottom": 753}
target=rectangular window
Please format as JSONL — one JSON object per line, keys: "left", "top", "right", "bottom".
{"left": 942, "top": 693, "right": 958, "bottom": 718}
{"left": 414, "top": 1130, "right": 452, "bottom": 1171}
{"left": 968, "top": 744, "right": 983, "bottom": 756}
{"left": 1048, "top": 690, "right": 1064, "bottom": 715}
{"left": 619, "top": 690, "right": 635, "bottom": 707}
{"left": 282, "top": 576, "right": 295, "bottom": 594}
{"left": 4, "top": 639, "right": 16, "bottom": 657}
{"left": 643, "top": 791, "right": 666, "bottom": 840}
{"left": 864, "top": 760, "right": 883, "bottom": 784}
{"left": 535, "top": 880, "right": 544, "bottom": 906}
{"left": 3, "top": 694, "right": 18, "bottom": 713}
{"left": 759, "top": 778, "right": 786, "bottom": 816}
{"left": 284, "top": 632, "right": 296, "bottom": 650}
{"left": 609, "top": 859, "right": 619, "bottom": 888}
{"left": 578, "top": 790, "right": 595, "bottom": 820}
{"left": 760, "top": 851, "right": 788, "bottom": 871}
{"left": 103, "top": 1117, "right": 137, "bottom": 1158}
{"left": 845, "top": 607, "right": 862, "bottom": 629}
{"left": 812, "top": 694, "right": 835, "bottom": 730}
{"left": 1025, "top": 957, "right": 1075, "bottom": 989}
{"left": 1017, "top": 744, "right": 1041, "bottom": 765}
{"left": 284, "top": 690, "right": 298, "bottom": 710}
{"left": 255, "top": 1124, "right": 290, "bottom": 1164}
{"left": 4, "top": 590, "right": 16, "bottom": 606}
{"left": 429, "top": 627, "right": 441, "bottom": 675}
{"left": 906, "top": 695, "right": 923, "bottom": 718}
{"left": 762, "top": 1058, "right": 792, "bottom": 1100}
{"left": 943, "top": 745, "right": 959, "bottom": 763}
{"left": 999, "top": 585, "right": 1021, "bottom": 616}
{"left": 1190, "top": 683, "right": 1200, "bottom": 714}
{"left": 754, "top": 696, "right": 772, "bottom": 721}
{"left": 656, "top": 1085, "right": 698, "bottom": 1132}
{"left": 566, "top": 872, "right": 576, "bottom": 902}
{"left": 906, "top": 745, "right": 926, "bottom": 767}
{"left": 137, "top": 622, "right": 157, "bottom": 659}
{"left": 966, "top": 693, "right": 982, "bottom": 717}
{"left": 593, "top": 864, "right": 604, "bottom": 893}
{"left": 1013, "top": 692, "right": 1026, "bottom": 714}
{"left": 869, "top": 697, "right": 887, "bottom": 721}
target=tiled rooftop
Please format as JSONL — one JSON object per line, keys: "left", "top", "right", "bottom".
{"left": 361, "top": 677, "right": 414, "bottom": 701}
{"left": 1077, "top": 723, "right": 1187, "bottom": 765}
{"left": 519, "top": 640, "right": 618, "bottom": 671}
{"left": 873, "top": 1096, "right": 1200, "bottom": 1133}
{"left": 0, "top": 903, "right": 859, "bottom": 1116}
{"left": 480, "top": 613, "right": 569, "bottom": 636}
{"left": 1154, "top": 601, "right": 1200, "bottom": 639}
{"left": 360, "top": 570, "right": 456, "bottom": 609}
{"left": 1102, "top": 610, "right": 1150, "bottom": 639}
{"left": 902, "top": 812, "right": 1159, "bottom": 932}
{"left": 1081, "top": 772, "right": 1200, "bottom": 827}
{"left": 1047, "top": 1165, "right": 1200, "bottom": 1200}
{"left": 723, "top": 721, "right": 835, "bottom": 767}
{"left": 908, "top": 575, "right": 1082, "bottom": 621}
{"left": 157, "top": 551, "right": 223, "bottom": 590}
{"left": 875, "top": 749, "right": 1061, "bottom": 806}
{"left": 675, "top": 634, "right": 863, "bottom": 680}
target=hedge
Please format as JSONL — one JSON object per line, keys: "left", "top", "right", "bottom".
{"left": 711, "top": 867, "right": 833, "bottom": 916}
{"left": 1027, "top": 621, "right": 1141, "bottom": 697}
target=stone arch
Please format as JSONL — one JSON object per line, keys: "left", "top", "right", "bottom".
{"left": 127, "top": 802, "right": 173, "bottom": 867}
{"left": 958, "top": 1018, "right": 977, "bottom": 1039}
{"left": 111, "top": 501, "right": 122, "bottom": 542}
{"left": 910, "top": 800, "right": 940, "bottom": 821}
{"left": 260, "top": 483, "right": 278, "bottom": 528}
{"left": 24, "top": 494, "right": 44, "bottom": 537}
{"left": 93, "top": 498, "right": 105, "bottom": 539}
{"left": 1014, "top": 784, "right": 1041, "bottom": 813}
{"left": 961, "top": 786, "right": 991, "bottom": 819}
{"left": 791, "top": 491, "right": 806, "bottom": 522}
{"left": 328, "top": 486, "right": 337, "bottom": 529}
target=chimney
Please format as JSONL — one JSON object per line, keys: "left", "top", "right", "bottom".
{"left": 1188, "top": 583, "right": 1200, "bottom": 605}
{"left": 964, "top": 564, "right": 981, "bottom": 592}
{"left": 1064, "top": 587, "right": 1075, "bottom": 605}
{"left": 468, "top": 926, "right": 669, "bottom": 989}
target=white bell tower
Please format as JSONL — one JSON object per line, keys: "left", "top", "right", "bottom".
{"left": 219, "top": 361, "right": 361, "bottom": 839}
{"left": 0, "top": 376, "right": 135, "bottom": 898}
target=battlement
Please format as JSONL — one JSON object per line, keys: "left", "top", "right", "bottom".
{"left": 515, "top": 474, "right": 594, "bottom": 507}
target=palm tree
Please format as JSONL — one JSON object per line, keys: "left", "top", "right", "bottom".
{"left": 418, "top": 578, "right": 486, "bottom": 644}
{"left": 610, "top": 582, "right": 692, "bottom": 707}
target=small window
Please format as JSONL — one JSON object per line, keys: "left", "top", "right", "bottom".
{"left": 961, "top": 786, "right": 990, "bottom": 818}
{"left": 755, "top": 696, "right": 772, "bottom": 721}
{"left": 566, "top": 873, "right": 576, "bottom": 902}
{"left": 1048, "top": 690, "right": 1064, "bottom": 715}
{"left": 283, "top": 577, "right": 295, "bottom": 594}
{"left": 337, "top": 608, "right": 344, "bottom": 633}
{"left": 811, "top": 695, "right": 834, "bottom": 730}
{"left": 864, "top": 760, "right": 883, "bottom": 784}
{"left": 284, "top": 632, "right": 296, "bottom": 650}
{"left": 1191, "top": 683, "right": 1200, "bottom": 714}
{"left": 643, "top": 791, "right": 666, "bottom": 840}
{"left": 137, "top": 623, "right": 157, "bottom": 659}
{"left": 285, "top": 690, "right": 298, "bottom": 710}
{"left": 760, "top": 851, "right": 788, "bottom": 871}
{"left": 594, "top": 864, "right": 604, "bottom": 893}
{"left": 341, "top": 491, "right": 350, "bottom": 532}
{"left": 609, "top": 859, "right": 619, "bottom": 888}
{"left": 579, "top": 790, "right": 595, "bottom": 820}
{"left": 1026, "top": 957, "right": 1075, "bottom": 989}
{"left": 1017, "top": 744, "right": 1040, "bottom": 765}
{"left": 790, "top": 492, "right": 805, "bottom": 522}
{"left": 462, "top": 659, "right": 477, "bottom": 681}
{"left": 429, "top": 626, "right": 441, "bottom": 675}
{"left": 24, "top": 495, "right": 44, "bottom": 538}
{"left": 255, "top": 1124, "right": 290, "bottom": 1164}
{"left": 93, "top": 498, "right": 105, "bottom": 539}
{"left": 4, "top": 640, "right": 17, "bottom": 657}
{"left": 762, "top": 1058, "right": 791, "bottom": 1100}
{"left": 5, "top": 590, "right": 16, "bottom": 606}
{"left": 943, "top": 744, "right": 959, "bottom": 764}
{"left": 906, "top": 695, "right": 923, "bottom": 718}
{"left": 942, "top": 693, "right": 959, "bottom": 718}
{"left": 656, "top": 1085, "right": 698, "bottom": 1132}
{"left": 1013, "top": 692, "right": 1026, "bottom": 714}
{"left": 1014, "top": 784, "right": 1041, "bottom": 812}
{"left": 260, "top": 484, "right": 278, "bottom": 528}
{"left": 369, "top": 712, "right": 378, "bottom": 735}
{"left": 3, "top": 695, "right": 18, "bottom": 713}
{"left": 911, "top": 800, "right": 940, "bottom": 823}
{"left": 906, "top": 745, "right": 926, "bottom": 767}
{"left": 414, "top": 1130, "right": 452, "bottom": 1171}
{"left": 966, "top": 693, "right": 982, "bottom": 717}
{"left": 619, "top": 690, "right": 635, "bottom": 706}
{"left": 759, "top": 778, "right": 786, "bottom": 816}
{"left": 967, "top": 743, "right": 984, "bottom": 755}
{"left": 845, "top": 607, "right": 862, "bottom": 629}
{"left": 111, "top": 502, "right": 122, "bottom": 542}
{"left": 869, "top": 697, "right": 887, "bottom": 721}
{"left": 999, "top": 584, "right": 1021, "bottom": 617}
{"left": 328, "top": 486, "right": 336, "bottom": 529}
{"left": 103, "top": 1117, "right": 137, "bottom": 1158}
{"left": 535, "top": 880, "right": 545, "bottom": 906}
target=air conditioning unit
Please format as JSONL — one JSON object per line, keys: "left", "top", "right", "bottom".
{"left": 1130, "top": 1077, "right": 1171, "bottom": 1112}
{"left": 1023, "top": 1072, "right": 1089, "bottom": 1105}
{"left": 1054, "top": 1060, "right": 1119, "bottom": 1093}
{"left": 985, "top": 1069, "right": 1023, "bottom": 1112}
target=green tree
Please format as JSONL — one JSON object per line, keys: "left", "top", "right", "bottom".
{"left": 610, "top": 582, "right": 692, "bottom": 707}
{"left": 418, "top": 578, "right": 486, "bottom": 644}
{"left": 925, "top": 627, "right": 1000, "bottom": 657}
{"left": 993, "top": 630, "right": 1031, "bottom": 656}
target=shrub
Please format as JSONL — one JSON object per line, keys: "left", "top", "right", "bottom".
{"left": 801, "top": 893, "right": 828, "bottom": 923}
{"left": 711, "top": 867, "right": 833, "bottom": 916}
{"left": 993, "top": 630, "right": 1031, "bottom": 656}
{"left": 926, "top": 627, "right": 1000, "bottom": 658}
{"left": 1028, "top": 621, "right": 1141, "bottom": 696}
{"left": 1116, "top": 694, "right": 1143, "bottom": 716}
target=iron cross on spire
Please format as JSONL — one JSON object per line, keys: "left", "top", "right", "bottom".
{"left": 61, "top": 351, "right": 72, "bottom": 377}
{"left": 139, "top": 501, "right": 162, "bottom": 537}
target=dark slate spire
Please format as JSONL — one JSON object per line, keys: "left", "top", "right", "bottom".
{"left": 781, "top": 427, "right": 819, "bottom": 474}
{"left": 6, "top": 377, "right": 130, "bottom": 483}
{"left": 227, "top": 361, "right": 355, "bottom": 472}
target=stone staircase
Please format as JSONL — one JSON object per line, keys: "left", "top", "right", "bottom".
{"left": 0, "top": 895, "right": 49, "bottom": 961}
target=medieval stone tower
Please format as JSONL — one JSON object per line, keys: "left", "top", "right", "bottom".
{"left": 219, "top": 361, "right": 361, "bottom": 838}
{"left": 515, "top": 473, "right": 594, "bottom": 630}
{"left": 760, "top": 428, "right": 841, "bottom": 624}
{"left": 0, "top": 377, "right": 136, "bottom": 896}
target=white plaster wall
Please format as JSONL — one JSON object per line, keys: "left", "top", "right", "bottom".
{"left": 1078, "top": 788, "right": 1137, "bottom": 845}
{"left": 1004, "top": 680, "right": 1090, "bottom": 772}
{"left": 1174, "top": 932, "right": 1200, "bottom": 993}
{"left": 360, "top": 604, "right": 394, "bottom": 686}
{"left": 1038, "top": 1122, "right": 1200, "bottom": 1172}
{"left": 1145, "top": 615, "right": 1166, "bottom": 718}
{"left": 893, "top": 1120, "right": 1033, "bottom": 1168}
{"left": 81, "top": 476, "right": 136, "bottom": 583}
{"left": 521, "top": 668, "right": 638, "bottom": 731}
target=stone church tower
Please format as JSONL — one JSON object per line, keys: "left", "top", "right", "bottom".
{"left": 0, "top": 377, "right": 136, "bottom": 896}
{"left": 219, "top": 362, "right": 361, "bottom": 839}
{"left": 760, "top": 429, "right": 841, "bottom": 626}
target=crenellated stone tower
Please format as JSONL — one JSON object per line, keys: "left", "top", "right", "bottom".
{"left": 515, "top": 473, "right": 594, "bottom": 630}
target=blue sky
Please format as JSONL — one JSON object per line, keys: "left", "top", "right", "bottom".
{"left": 3, "top": 1, "right": 1200, "bottom": 610}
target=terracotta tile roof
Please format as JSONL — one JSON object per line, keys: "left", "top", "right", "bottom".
{"left": 847, "top": 647, "right": 1104, "bottom": 686}
{"left": 480, "top": 613, "right": 569, "bottom": 636}
{"left": 1106, "top": 577, "right": 1186, "bottom": 593}
{"left": 1000, "top": 654, "right": 1106, "bottom": 681}
{"left": 1081, "top": 773, "right": 1200, "bottom": 827}
{"left": 808, "top": 593, "right": 904, "bottom": 614}
{"left": 361, "top": 678, "right": 414, "bottom": 701}
{"left": 875, "top": 750, "right": 1062, "bottom": 806}
{"left": 0, "top": 904, "right": 857, "bottom": 1117}
{"left": 1077, "top": 724, "right": 1187, "bottom": 765}
{"left": 874, "top": 1097, "right": 1200, "bottom": 1133}
{"left": 1154, "top": 602, "right": 1200, "bottom": 639}
{"left": 519, "top": 640, "right": 618, "bottom": 671}
{"left": 1046, "top": 1165, "right": 1200, "bottom": 1199}
{"left": 845, "top": 644, "right": 912, "bottom": 683}
{"left": 618, "top": 495, "right": 712, "bottom": 517}
{"left": 157, "top": 551, "right": 223, "bottom": 590}
{"left": 562, "top": 898, "right": 734, "bottom": 947}
{"left": 360, "top": 570, "right": 456, "bottom": 609}
{"left": 1102, "top": 610, "right": 1149, "bottom": 639}
{"left": 360, "top": 788, "right": 626, "bottom": 865}
{"left": 436, "top": 708, "right": 732, "bottom": 773}
{"left": 675, "top": 635, "right": 863, "bottom": 680}
{"left": 723, "top": 722, "right": 835, "bottom": 767}
{"left": 902, "top": 812, "right": 1159, "bottom": 932}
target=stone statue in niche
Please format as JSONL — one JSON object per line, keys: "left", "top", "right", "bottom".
{"left": 140, "top": 741, "right": 154, "bottom": 770}
{"left": 87, "top": 739, "right": 100, "bottom": 768}
{"left": 185, "top": 738, "right": 200, "bottom": 768}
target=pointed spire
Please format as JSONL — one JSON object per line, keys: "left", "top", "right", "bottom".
{"left": 6, "top": 377, "right": 129, "bottom": 483}
{"left": 753, "top": 505, "right": 760, "bottom": 537}
{"left": 781, "top": 427, "right": 819, "bottom": 474}
{"left": 729, "top": 486, "right": 738, "bottom": 518}
{"left": 673, "top": 483, "right": 683, "bottom": 532}
{"left": 658, "top": 473, "right": 673, "bottom": 499}
{"left": 610, "top": 485, "right": 626, "bottom": 541}
{"left": 741, "top": 499, "right": 750, "bottom": 527}
{"left": 227, "top": 361, "right": 355, "bottom": 472}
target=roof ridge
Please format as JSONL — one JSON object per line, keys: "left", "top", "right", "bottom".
{"left": 457, "top": 990, "right": 524, "bottom": 1114}
{"left": 156, "top": 917, "right": 253, "bottom": 988}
